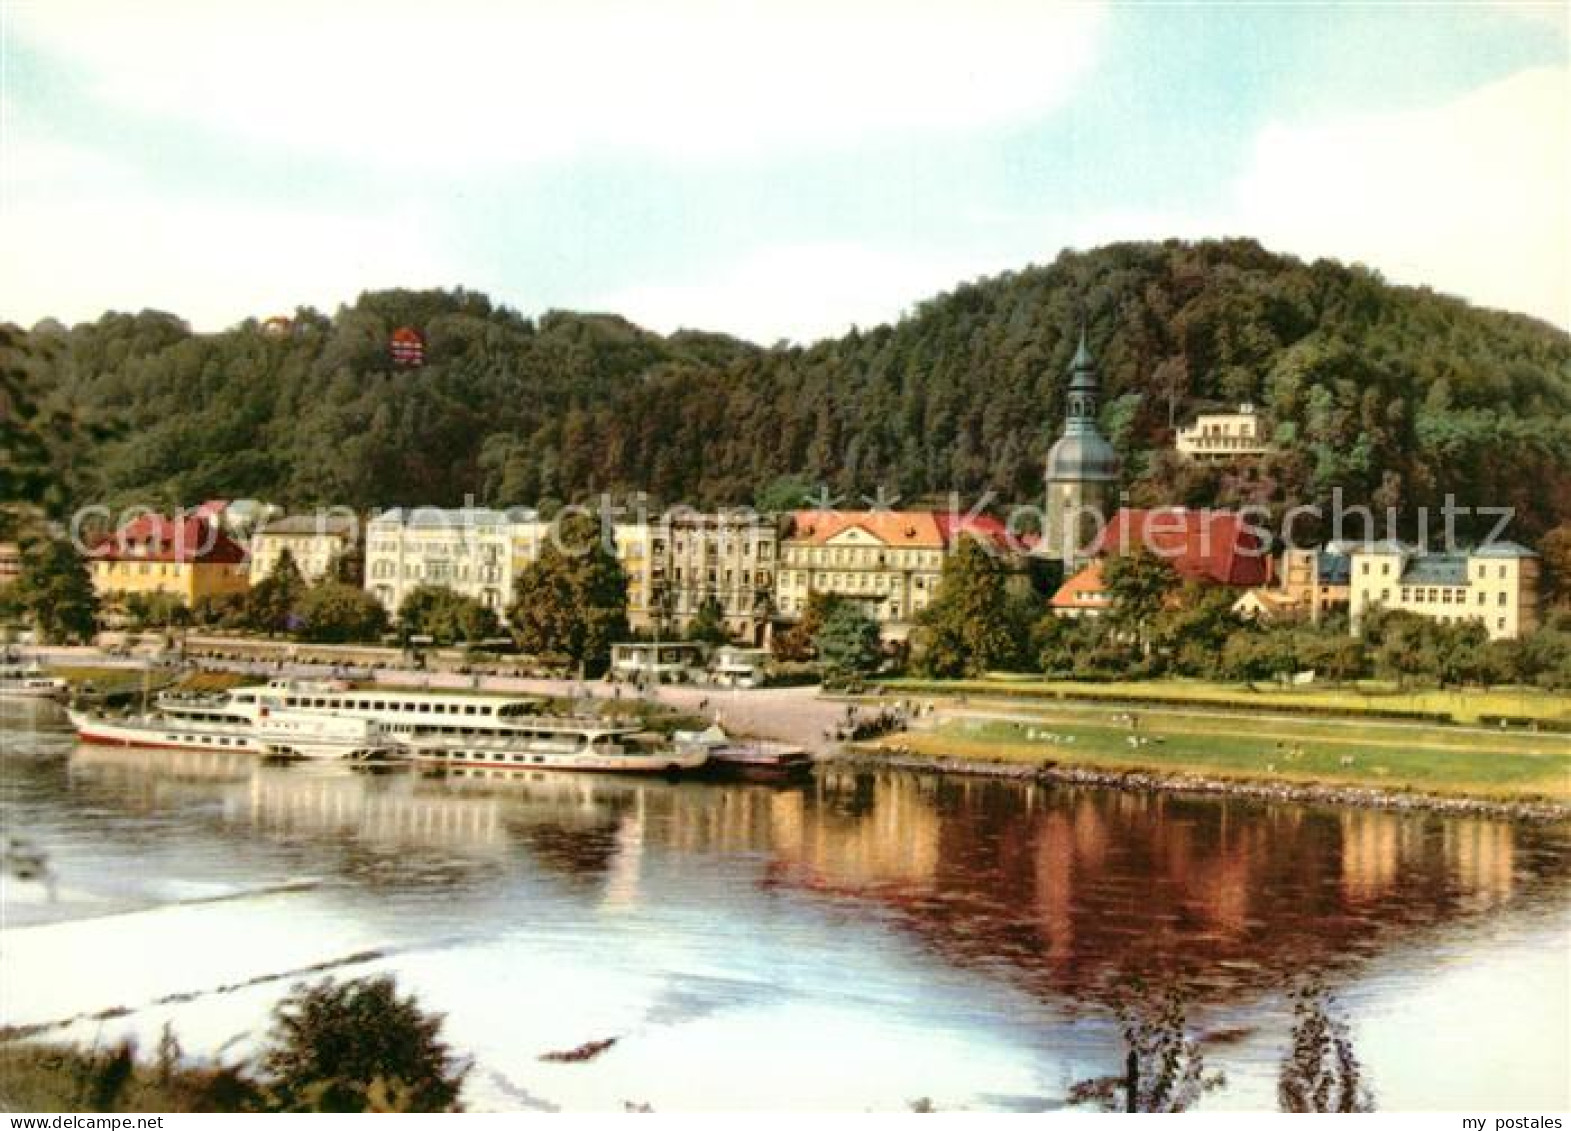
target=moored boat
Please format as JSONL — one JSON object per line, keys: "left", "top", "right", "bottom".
{"left": 0, "top": 660, "right": 68, "bottom": 701}
{"left": 67, "top": 706, "right": 402, "bottom": 761}
{"left": 406, "top": 718, "right": 708, "bottom": 775}
{"left": 674, "top": 724, "right": 813, "bottom": 781}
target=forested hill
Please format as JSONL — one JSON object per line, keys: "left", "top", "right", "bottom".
{"left": 17, "top": 238, "right": 1571, "bottom": 541}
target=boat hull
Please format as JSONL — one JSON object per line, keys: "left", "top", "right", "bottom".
{"left": 67, "top": 711, "right": 399, "bottom": 761}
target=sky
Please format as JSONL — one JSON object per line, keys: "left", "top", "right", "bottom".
{"left": 1, "top": 0, "right": 1567, "bottom": 341}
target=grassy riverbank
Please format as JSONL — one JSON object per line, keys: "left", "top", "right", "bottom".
{"left": 866, "top": 708, "right": 1571, "bottom": 804}
{"left": 0, "top": 1041, "right": 253, "bottom": 1112}
{"left": 886, "top": 676, "right": 1571, "bottom": 728}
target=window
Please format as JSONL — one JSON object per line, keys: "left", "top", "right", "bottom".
{"left": 1361, "top": 562, "right": 1370, "bottom": 576}
{"left": 1499, "top": 592, "right": 1508, "bottom": 607}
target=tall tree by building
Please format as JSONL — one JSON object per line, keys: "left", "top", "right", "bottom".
{"left": 508, "top": 512, "right": 629, "bottom": 676}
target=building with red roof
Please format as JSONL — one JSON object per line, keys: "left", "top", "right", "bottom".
{"left": 1049, "top": 560, "right": 1112, "bottom": 619}
{"left": 778, "top": 509, "right": 1031, "bottom": 639}
{"left": 1090, "top": 507, "right": 1273, "bottom": 588}
{"left": 87, "top": 509, "right": 250, "bottom": 608}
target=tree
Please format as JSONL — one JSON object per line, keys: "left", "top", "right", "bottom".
{"left": 244, "top": 549, "right": 305, "bottom": 635}
{"left": 773, "top": 590, "right": 840, "bottom": 662}
{"left": 1150, "top": 583, "right": 1241, "bottom": 676}
{"left": 1539, "top": 523, "right": 1571, "bottom": 608}
{"left": 915, "top": 537, "right": 1029, "bottom": 677}
{"left": 10, "top": 537, "right": 99, "bottom": 643}
{"left": 508, "top": 512, "right": 629, "bottom": 676}
{"left": 299, "top": 583, "right": 389, "bottom": 643}
{"left": 124, "top": 591, "right": 190, "bottom": 630}
{"left": 1069, "top": 985, "right": 1225, "bottom": 1113}
{"left": 397, "top": 585, "right": 499, "bottom": 646}
{"left": 684, "top": 596, "right": 732, "bottom": 645}
{"left": 258, "top": 975, "right": 468, "bottom": 1113}
{"left": 815, "top": 602, "right": 881, "bottom": 683}
{"left": 1278, "top": 980, "right": 1374, "bottom": 1112}
{"left": 753, "top": 474, "right": 816, "bottom": 514}
{"left": 1104, "top": 549, "right": 1180, "bottom": 652}
{"left": 192, "top": 592, "right": 246, "bottom": 630}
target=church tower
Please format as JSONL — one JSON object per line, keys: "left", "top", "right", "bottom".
{"left": 1044, "top": 328, "right": 1119, "bottom": 563}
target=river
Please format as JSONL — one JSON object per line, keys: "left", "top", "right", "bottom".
{"left": 2, "top": 704, "right": 1568, "bottom": 1111}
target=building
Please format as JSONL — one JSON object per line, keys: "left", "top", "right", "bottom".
{"left": 1348, "top": 541, "right": 1540, "bottom": 641}
{"left": 609, "top": 641, "right": 707, "bottom": 684}
{"left": 709, "top": 645, "right": 772, "bottom": 687}
{"left": 249, "top": 513, "right": 360, "bottom": 586}
{"left": 1234, "top": 545, "right": 1352, "bottom": 624}
{"left": 1091, "top": 507, "right": 1274, "bottom": 587}
{"left": 648, "top": 511, "right": 778, "bottom": 645}
{"left": 777, "top": 509, "right": 1021, "bottom": 641}
{"left": 365, "top": 507, "right": 544, "bottom": 616}
{"left": 87, "top": 510, "right": 250, "bottom": 607}
{"left": 1044, "top": 329, "right": 1120, "bottom": 564}
{"left": 1175, "top": 404, "right": 1271, "bottom": 461}
{"left": 1049, "top": 559, "right": 1111, "bottom": 619}
{"left": 613, "top": 522, "right": 656, "bottom": 633}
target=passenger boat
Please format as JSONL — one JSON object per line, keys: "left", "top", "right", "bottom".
{"left": 406, "top": 719, "right": 708, "bottom": 775}
{"left": 674, "top": 724, "right": 813, "bottom": 781}
{"left": 98, "top": 680, "right": 706, "bottom": 775}
{"left": 67, "top": 705, "right": 402, "bottom": 761}
{"left": 0, "top": 660, "right": 68, "bottom": 700}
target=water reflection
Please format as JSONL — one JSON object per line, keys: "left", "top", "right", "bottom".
{"left": 3, "top": 734, "right": 1567, "bottom": 1110}
{"left": 53, "top": 745, "right": 1571, "bottom": 1013}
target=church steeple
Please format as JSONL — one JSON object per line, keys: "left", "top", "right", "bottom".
{"left": 1064, "top": 323, "right": 1100, "bottom": 432}
{"left": 1044, "top": 322, "right": 1119, "bottom": 564}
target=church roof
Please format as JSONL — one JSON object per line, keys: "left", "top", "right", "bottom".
{"left": 1091, "top": 508, "right": 1273, "bottom": 587}
{"left": 1046, "top": 431, "right": 1120, "bottom": 482}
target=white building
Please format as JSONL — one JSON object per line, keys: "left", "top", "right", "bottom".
{"left": 1348, "top": 541, "right": 1541, "bottom": 641}
{"left": 365, "top": 507, "right": 544, "bottom": 616}
{"left": 1175, "top": 404, "right": 1271, "bottom": 462}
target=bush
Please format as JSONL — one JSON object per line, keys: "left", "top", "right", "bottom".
{"left": 258, "top": 975, "right": 468, "bottom": 1113}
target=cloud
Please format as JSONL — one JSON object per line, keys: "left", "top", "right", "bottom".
{"left": 601, "top": 242, "right": 1019, "bottom": 345}
{"left": 9, "top": 0, "right": 1106, "bottom": 170}
{"left": 1233, "top": 65, "right": 1569, "bottom": 328}
{"left": 0, "top": 124, "right": 462, "bottom": 327}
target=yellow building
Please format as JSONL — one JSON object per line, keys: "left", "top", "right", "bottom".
{"left": 249, "top": 513, "right": 360, "bottom": 585}
{"left": 1348, "top": 540, "right": 1540, "bottom": 641}
{"left": 778, "top": 510, "right": 1023, "bottom": 641}
{"left": 88, "top": 510, "right": 250, "bottom": 607}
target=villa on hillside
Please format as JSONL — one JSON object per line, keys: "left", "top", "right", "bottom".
{"left": 1175, "top": 404, "right": 1272, "bottom": 462}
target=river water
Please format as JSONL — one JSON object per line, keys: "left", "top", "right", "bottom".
{"left": 2, "top": 704, "right": 1568, "bottom": 1111}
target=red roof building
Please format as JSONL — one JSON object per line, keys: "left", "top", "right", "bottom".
{"left": 86, "top": 510, "right": 250, "bottom": 607}
{"left": 1049, "top": 560, "right": 1112, "bottom": 618}
{"left": 1090, "top": 507, "right": 1272, "bottom": 587}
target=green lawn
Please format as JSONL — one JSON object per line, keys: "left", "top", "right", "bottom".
{"left": 875, "top": 713, "right": 1571, "bottom": 803}
{"left": 885, "top": 676, "right": 1571, "bottom": 726}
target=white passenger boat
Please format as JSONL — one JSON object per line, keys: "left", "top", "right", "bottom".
{"left": 405, "top": 720, "right": 709, "bottom": 775}
{"left": 67, "top": 686, "right": 403, "bottom": 761}
{"left": 96, "top": 680, "right": 706, "bottom": 775}
{"left": 0, "top": 661, "right": 68, "bottom": 700}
